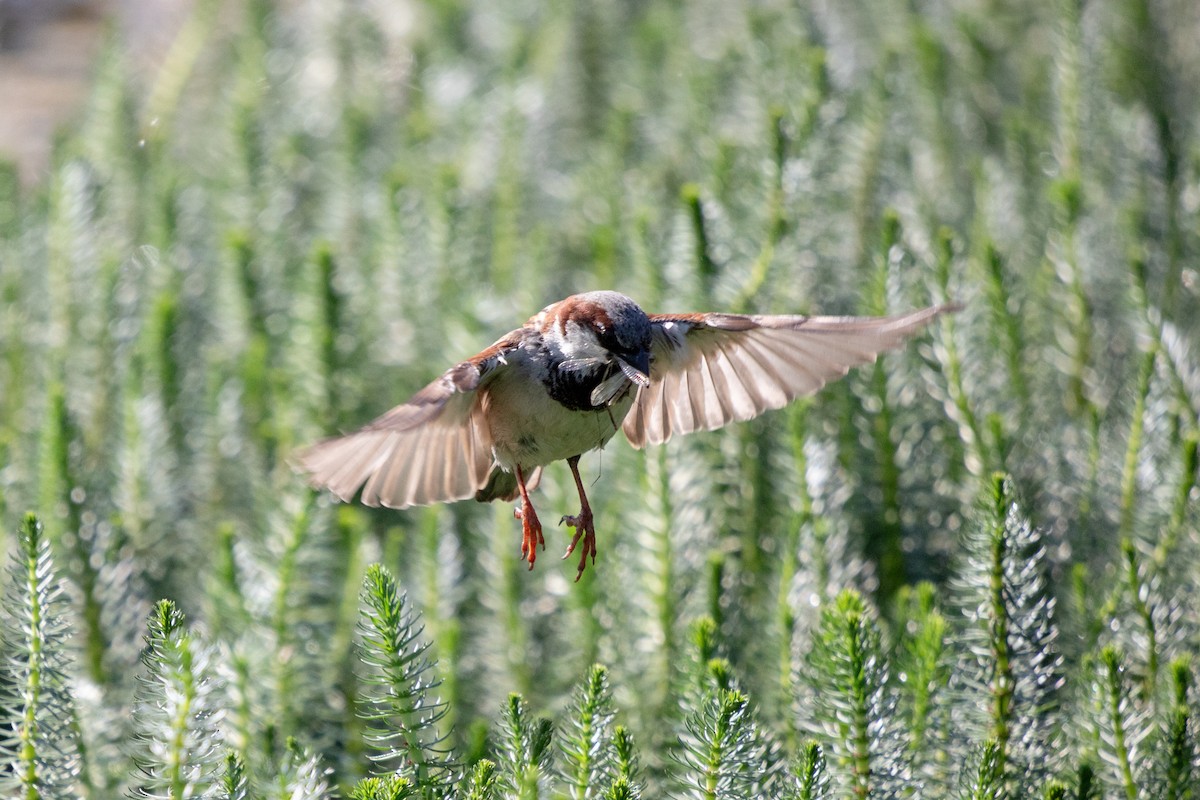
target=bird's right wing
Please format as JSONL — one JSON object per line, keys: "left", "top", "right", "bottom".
{"left": 623, "top": 305, "right": 953, "bottom": 448}
{"left": 297, "top": 331, "right": 526, "bottom": 509}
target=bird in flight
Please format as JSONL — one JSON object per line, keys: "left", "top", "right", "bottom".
{"left": 299, "top": 291, "right": 953, "bottom": 580}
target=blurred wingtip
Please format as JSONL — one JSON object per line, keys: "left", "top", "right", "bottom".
{"left": 936, "top": 300, "right": 964, "bottom": 315}
{"left": 291, "top": 435, "right": 366, "bottom": 505}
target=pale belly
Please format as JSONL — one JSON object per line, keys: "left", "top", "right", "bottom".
{"left": 482, "top": 366, "right": 634, "bottom": 471}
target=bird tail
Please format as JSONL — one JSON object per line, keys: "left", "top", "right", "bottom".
{"left": 474, "top": 465, "right": 542, "bottom": 503}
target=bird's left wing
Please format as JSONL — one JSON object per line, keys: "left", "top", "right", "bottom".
{"left": 298, "top": 331, "right": 526, "bottom": 508}
{"left": 622, "top": 305, "right": 953, "bottom": 448}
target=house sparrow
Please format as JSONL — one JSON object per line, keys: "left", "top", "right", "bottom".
{"left": 299, "top": 290, "right": 953, "bottom": 580}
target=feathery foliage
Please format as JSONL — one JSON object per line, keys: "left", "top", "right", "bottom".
{"left": 785, "top": 741, "right": 829, "bottom": 800}
{"left": 801, "top": 589, "right": 905, "bottom": 798}
{"left": 672, "top": 687, "right": 762, "bottom": 800}
{"left": 218, "top": 751, "right": 250, "bottom": 800}
{"left": 358, "top": 563, "right": 453, "bottom": 790}
{"left": 952, "top": 476, "right": 1064, "bottom": 791}
{"left": 1159, "top": 658, "right": 1197, "bottom": 800}
{"left": 498, "top": 692, "right": 555, "bottom": 799}
{"left": 559, "top": 663, "right": 617, "bottom": 800}
{"left": 0, "top": 514, "right": 80, "bottom": 799}
{"left": 131, "top": 600, "right": 223, "bottom": 799}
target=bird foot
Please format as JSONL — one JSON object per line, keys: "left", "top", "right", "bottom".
{"left": 515, "top": 503, "right": 544, "bottom": 569}
{"left": 559, "top": 509, "right": 597, "bottom": 582}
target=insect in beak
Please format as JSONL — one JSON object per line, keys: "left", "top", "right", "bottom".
{"left": 618, "top": 356, "right": 650, "bottom": 388}
{"left": 590, "top": 354, "right": 651, "bottom": 407}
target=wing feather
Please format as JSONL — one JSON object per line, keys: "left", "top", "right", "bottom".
{"left": 645, "top": 376, "right": 670, "bottom": 446}
{"left": 743, "top": 333, "right": 831, "bottom": 394}
{"left": 360, "top": 429, "right": 414, "bottom": 506}
{"left": 691, "top": 350, "right": 723, "bottom": 430}
{"left": 298, "top": 333, "right": 525, "bottom": 508}
{"left": 309, "top": 431, "right": 393, "bottom": 501}
{"left": 395, "top": 423, "right": 434, "bottom": 507}
{"left": 735, "top": 348, "right": 811, "bottom": 404}
{"left": 673, "top": 366, "right": 697, "bottom": 435}
{"left": 733, "top": 338, "right": 791, "bottom": 408}
{"left": 624, "top": 304, "right": 954, "bottom": 448}
{"left": 706, "top": 338, "right": 757, "bottom": 424}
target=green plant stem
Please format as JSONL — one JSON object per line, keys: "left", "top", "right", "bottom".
{"left": 1083, "top": 405, "right": 1102, "bottom": 520}
{"left": 42, "top": 386, "right": 107, "bottom": 685}
{"left": 900, "top": 583, "right": 945, "bottom": 761}
{"left": 865, "top": 210, "right": 905, "bottom": 598}
{"left": 983, "top": 243, "right": 1030, "bottom": 414}
{"left": 1121, "top": 538, "right": 1158, "bottom": 700}
{"left": 733, "top": 109, "right": 788, "bottom": 312}
{"left": 1101, "top": 648, "right": 1138, "bottom": 800}
{"left": 315, "top": 242, "right": 341, "bottom": 421}
{"left": 848, "top": 639, "right": 871, "bottom": 800}
{"left": 869, "top": 364, "right": 904, "bottom": 596}
{"left": 18, "top": 516, "right": 46, "bottom": 800}
{"left": 934, "top": 228, "right": 988, "bottom": 476}
{"left": 988, "top": 478, "right": 1013, "bottom": 775}
{"left": 1051, "top": 0, "right": 1093, "bottom": 425}
{"left": 1155, "top": 432, "right": 1199, "bottom": 570}
{"left": 155, "top": 604, "right": 200, "bottom": 800}
{"left": 795, "top": 740, "right": 825, "bottom": 800}
{"left": 703, "top": 692, "right": 747, "bottom": 800}
{"left": 682, "top": 184, "right": 718, "bottom": 306}
{"left": 272, "top": 499, "right": 314, "bottom": 736}
{"left": 1163, "top": 659, "right": 1195, "bottom": 799}
{"left": 1118, "top": 345, "right": 1157, "bottom": 540}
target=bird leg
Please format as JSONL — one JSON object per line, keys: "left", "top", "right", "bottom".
{"left": 559, "top": 455, "right": 597, "bottom": 581}
{"left": 514, "top": 465, "right": 544, "bottom": 569}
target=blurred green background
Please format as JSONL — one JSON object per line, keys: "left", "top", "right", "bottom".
{"left": 0, "top": 0, "right": 1198, "bottom": 797}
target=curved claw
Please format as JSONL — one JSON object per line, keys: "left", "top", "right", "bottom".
{"left": 516, "top": 504, "right": 544, "bottom": 569}
{"left": 560, "top": 511, "right": 596, "bottom": 581}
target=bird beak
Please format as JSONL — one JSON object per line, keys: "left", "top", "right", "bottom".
{"left": 618, "top": 352, "right": 651, "bottom": 387}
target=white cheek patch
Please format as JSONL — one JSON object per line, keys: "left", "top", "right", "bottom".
{"left": 557, "top": 321, "right": 609, "bottom": 361}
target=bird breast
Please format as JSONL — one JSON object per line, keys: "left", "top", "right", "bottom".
{"left": 482, "top": 349, "right": 635, "bottom": 470}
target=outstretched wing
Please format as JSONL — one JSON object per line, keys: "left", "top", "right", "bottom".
{"left": 622, "top": 305, "right": 953, "bottom": 448}
{"left": 298, "top": 332, "right": 526, "bottom": 509}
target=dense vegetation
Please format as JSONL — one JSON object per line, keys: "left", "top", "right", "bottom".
{"left": 1, "top": 0, "right": 1198, "bottom": 797}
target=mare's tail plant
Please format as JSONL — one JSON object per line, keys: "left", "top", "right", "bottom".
{"left": 799, "top": 588, "right": 907, "bottom": 799}
{"left": 0, "top": 513, "right": 81, "bottom": 800}
{"left": 952, "top": 476, "right": 1064, "bottom": 792}
{"left": 558, "top": 663, "right": 617, "bottom": 799}
{"left": 498, "top": 692, "right": 555, "bottom": 799}
{"left": 131, "top": 600, "right": 223, "bottom": 799}
{"left": 357, "top": 563, "right": 455, "bottom": 793}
